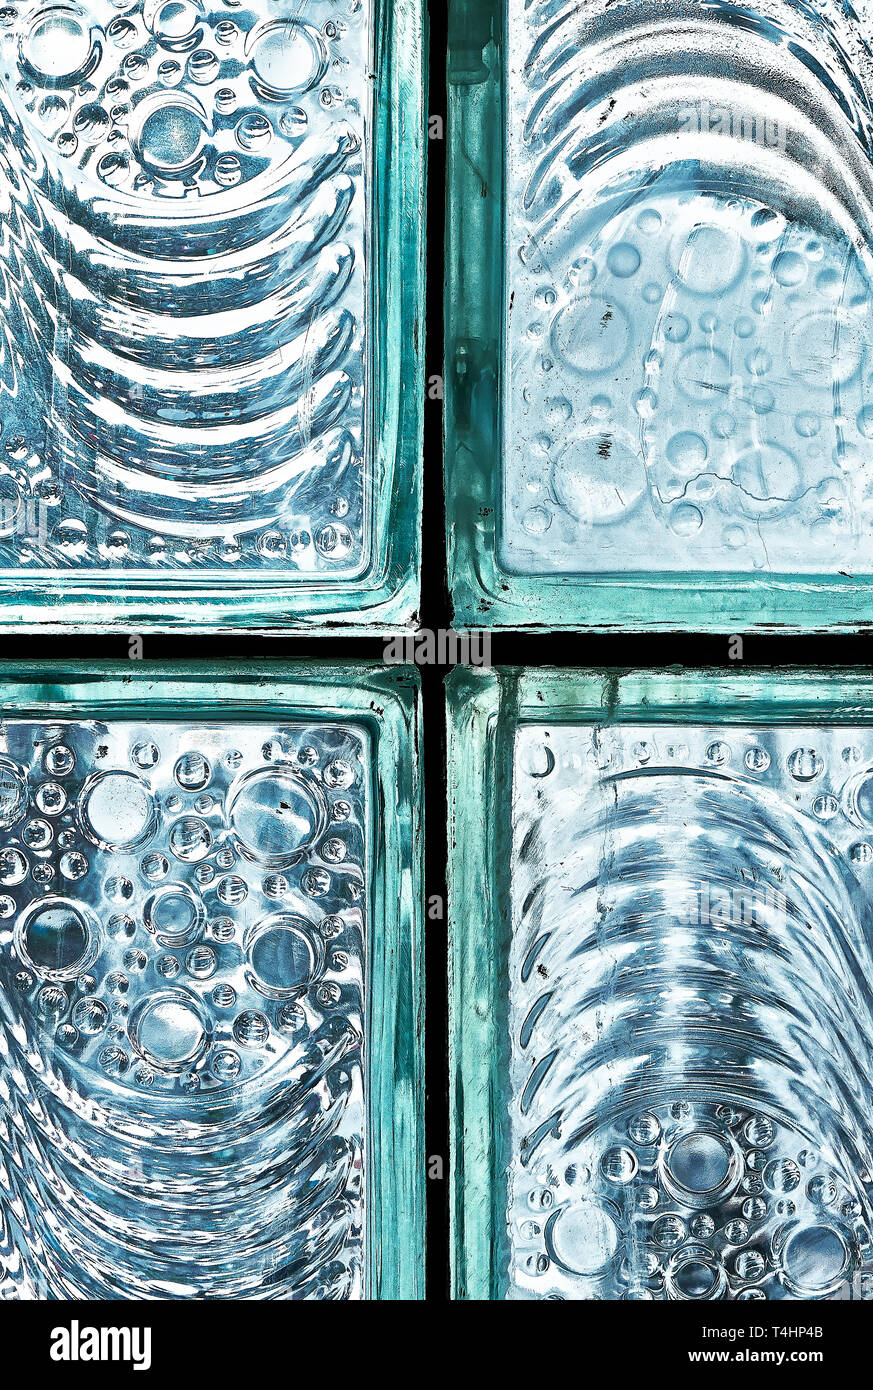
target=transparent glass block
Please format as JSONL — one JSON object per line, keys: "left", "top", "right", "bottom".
{"left": 448, "top": 668, "right": 873, "bottom": 1300}
{"left": 0, "top": 0, "right": 424, "bottom": 629}
{"left": 0, "top": 664, "right": 423, "bottom": 1299}
{"left": 446, "top": 0, "right": 873, "bottom": 629}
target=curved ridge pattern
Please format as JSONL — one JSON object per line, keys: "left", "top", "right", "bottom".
{"left": 0, "top": 0, "right": 369, "bottom": 569}
{"left": 508, "top": 723, "right": 873, "bottom": 1300}
{"left": 502, "top": 0, "right": 873, "bottom": 576}
{"left": 0, "top": 717, "right": 367, "bottom": 1299}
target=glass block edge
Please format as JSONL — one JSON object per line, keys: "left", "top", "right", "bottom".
{"left": 444, "top": 0, "right": 873, "bottom": 634}
{"left": 0, "top": 659, "right": 425, "bottom": 1300}
{"left": 446, "top": 665, "right": 873, "bottom": 1299}
{"left": 0, "top": 0, "right": 425, "bottom": 635}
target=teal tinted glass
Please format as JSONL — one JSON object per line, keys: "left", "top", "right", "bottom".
{"left": 446, "top": 0, "right": 873, "bottom": 630}
{"left": 0, "top": 663, "right": 423, "bottom": 1299}
{"left": 0, "top": 0, "right": 423, "bottom": 630}
{"left": 449, "top": 668, "right": 873, "bottom": 1299}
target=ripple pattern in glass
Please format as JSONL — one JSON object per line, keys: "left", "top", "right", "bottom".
{"left": 0, "top": 0, "right": 368, "bottom": 573}
{"left": 0, "top": 717, "right": 366, "bottom": 1299}
{"left": 503, "top": 0, "right": 873, "bottom": 574}
{"left": 509, "top": 723, "right": 873, "bottom": 1300}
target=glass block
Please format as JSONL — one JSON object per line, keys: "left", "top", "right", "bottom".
{"left": 446, "top": 0, "right": 873, "bottom": 630}
{"left": 449, "top": 668, "right": 873, "bottom": 1300}
{"left": 0, "top": 0, "right": 424, "bottom": 630}
{"left": 0, "top": 663, "right": 422, "bottom": 1299}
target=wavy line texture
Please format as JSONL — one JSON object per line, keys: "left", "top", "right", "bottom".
{"left": 502, "top": 0, "right": 873, "bottom": 575}
{"left": 508, "top": 723, "right": 873, "bottom": 1300}
{"left": 0, "top": 717, "right": 366, "bottom": 1299}
{"left": 0, "top": 0, "right": 368, "bottom": 571}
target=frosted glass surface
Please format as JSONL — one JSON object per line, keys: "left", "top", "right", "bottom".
{"left": 0, "top": 717, "right": 366, "bottom": 1298}
{"left": 502, "top": 0, "right": 873, "bottom": 574}
{"left": 508, "top": 722, "right": 873, "bottom": 1300}
{"left": 0, "top": 0, "right": 369, "bottom": 575}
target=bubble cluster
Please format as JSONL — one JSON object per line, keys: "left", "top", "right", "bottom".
{"left": 504, "top": 0, "right": 873, "bottom": 577}
{"left": 518, "top": 1105, "right": 867, "bottom": 1300}
{"left": 0, "top": 718, "right": 365, "bottom": 1099}
{"left": 0, "top": 712, "right": 368, "bottom": 1299}
{"left": 510, "top": 722, "right": 873, "bottom": 1299}
{"left": 0, "top": 0, "right": 368, "bottom": 576}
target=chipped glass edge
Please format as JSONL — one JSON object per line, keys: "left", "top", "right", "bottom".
{"left": 0, "top": 659, "right": 425, "bottom": 1300}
